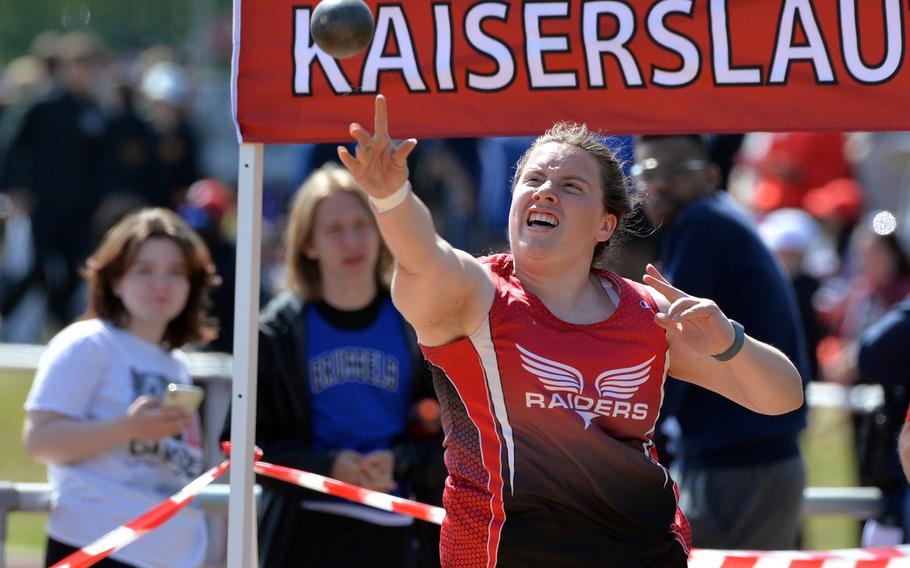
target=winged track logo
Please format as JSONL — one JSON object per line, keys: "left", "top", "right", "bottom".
{"left": 517, "top": 344, "right": 654, "bottom": 429}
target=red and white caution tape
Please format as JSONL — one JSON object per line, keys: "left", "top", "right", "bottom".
{"left": 253, "top": 460, "right": 447, "bottom": 525}
{"left": 44, "top": 444, "right": 910, "bottom": 568}
{"left": 220, "top": 442, "right": 445, "bottom": 524}
{"left": 51, "top": 459, "right": 231, "bottom": 568}
{"left": 688, "top": 545, "right": 910, "bottom": 567}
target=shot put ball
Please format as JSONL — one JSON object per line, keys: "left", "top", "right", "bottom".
{"left": 311, "top": 0, "right": 375, "bottom": 59}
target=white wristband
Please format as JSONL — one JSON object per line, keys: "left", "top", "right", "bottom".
{"left": 369, "top": 181, "right": 411, "bottom": 213}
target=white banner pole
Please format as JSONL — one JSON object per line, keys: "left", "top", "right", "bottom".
{"left": 227, "top": 142, "right": 263, "bottom": 568}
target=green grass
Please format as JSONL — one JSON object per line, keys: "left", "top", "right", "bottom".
{"left": 0, "top": 369, "right": 48, "bottom": 552}
{"left": 800, "top": 406, "right": 862, "bottom": 550}
{"left": 0, "top": 368, "right": 868, "bottom": 556}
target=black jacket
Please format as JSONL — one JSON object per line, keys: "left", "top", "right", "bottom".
{"left": 221, "top": 292, "right": 442, "bottom": 566}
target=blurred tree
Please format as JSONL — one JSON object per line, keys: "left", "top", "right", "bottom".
{"left": 0, "top": 0, "right": 233, "bottom": 66}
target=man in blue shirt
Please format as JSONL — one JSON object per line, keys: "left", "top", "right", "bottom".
{"left": 634, "top": 135, "right": 811, "bottom": 549}
{"left": 858, "top": 297, "right": 910, "bottom": 540}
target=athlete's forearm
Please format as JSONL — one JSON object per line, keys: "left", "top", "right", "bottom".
{"left": 372, "top": 186, "right": 493, "bottom": 342}
{"left": 372, "top": 186, "right": 457, "bottom": 277}
{"left": 673, "top": 335, "right": 804, "bottom": 416}
{"left": 717, "top": 337, "right": 805, "bottom": 415}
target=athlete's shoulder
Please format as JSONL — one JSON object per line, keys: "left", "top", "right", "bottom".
{"left": 621, "top": 276, "right": 654, "bottom": 301}
{"left": 594, "top": 269, "right": 648, "bottom": 298}
{"left": 477, "top": 252, "right": 513, "bottom": 273}
{"left": 594, "top": 269, "right": 662, "bottom": 315}
{"left": 476, "top": 253, "right": 521, "bottom": 294}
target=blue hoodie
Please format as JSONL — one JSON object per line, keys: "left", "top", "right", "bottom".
{"left": 659, "top": 192, "right": 810, "bottom": 469}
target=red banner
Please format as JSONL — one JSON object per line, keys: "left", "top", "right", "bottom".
{"left": 233, "top": 0, "right": 910, "bottom": 143}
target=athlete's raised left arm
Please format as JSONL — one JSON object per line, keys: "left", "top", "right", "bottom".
{"left": 643, "top": 264, "right": 804, "bottom": 416}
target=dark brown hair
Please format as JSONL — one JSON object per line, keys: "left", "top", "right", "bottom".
{"left": 285, "top": 163, "right": 392, "bottom": 301}
{"left": 81, "top": 207, "right": 218, "bottom": 349}
{"left": 513, "top": 122, "right": 636, "bottom": 267}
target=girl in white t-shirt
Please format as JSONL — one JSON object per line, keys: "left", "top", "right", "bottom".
{"left": 24, "top": 208, "right": 219, "bottom": 568}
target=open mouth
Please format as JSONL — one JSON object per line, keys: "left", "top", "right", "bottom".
{"left": 527, "top": 211, "right": 559, "bottom": 228}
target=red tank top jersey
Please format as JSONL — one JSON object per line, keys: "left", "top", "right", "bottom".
{"left": 421, "top": 255, "right": 690, "bottom": 568}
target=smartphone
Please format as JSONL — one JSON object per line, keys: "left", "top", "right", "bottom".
{"left": 161, "top": 383, "right": 205, "bottom": 415}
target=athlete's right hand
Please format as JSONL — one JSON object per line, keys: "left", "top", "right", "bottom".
{"left": 337, "top": 94, "right": 417, "bottom": 199}
{"left": 125, "top": 395, "right": 191, "bottom": 441}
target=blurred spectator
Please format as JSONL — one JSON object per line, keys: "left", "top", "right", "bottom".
{"left": 635, "top": 134, "right": 810, "bottom": 550}
{"left": 818, "top": 217, "right": 910, "bottom": 545}
{"left": 410, "top": 138, "right": 479, "bottom": 252}
{"left": 759, "top": 209, "right": 826, "bottom": 381}
{"left": 296, "top": 143, "right": 353, "bottom": 184}
{"left": 735, "top": 132, "right": 852, "bottom": 213}
{"left": 901, "top": 412, "right": 910, "bottom": 528}
{"left": 0, "top": 53, "right": 50, "bottom": 341}
{"left": 0, "top": 34, "right": 59, "bottom": 202}
{"left": 23, "top": 208, "right": 218, "bottom": 568}
{"left": 848, "top": 133, "right": 910, "bottom": 252}
{"left": 707, "top": 134, "right": 745, "bottom": 191}
{"left": 139, "top": 59, "right": 200, "bottom": 207}
{"left": 477, "top": 136, "right": 535, "bottom": 250}
{"left": 0, "top": 31, "right": 114, "bottom": 330}
{"left": 29, "top": 30, "right": 64, "bottom": 91}
{"left": 90, "top": 193, "right": 150, "bottom": 251}
{"left": 0, "top": 56, "right": 46, "bottom": 115}
{"left": 1, "top": 31, "right": 63, "bottom": 112}
{"left": 222, "top": 164, "right": 443, "bottom": 568}
{"left": 858, "top": 297, "right": 910, "bottom": 543}
{"left": 815, "top": 220, "right": 910, "bottom": 385}
{"left": 179, "top": 178, "right": 236, "bottom": 353}
{"left": 259, "top": 213, "right": 288, "bottom": 301}
{"left": 107, "top": 78, "right": 160, "bottom": 205}
{"left": 803, "top": 177, "right": 865, "bottom": 260}
{"left": 0, "top": 191, "right": 45, "bottom": 341}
